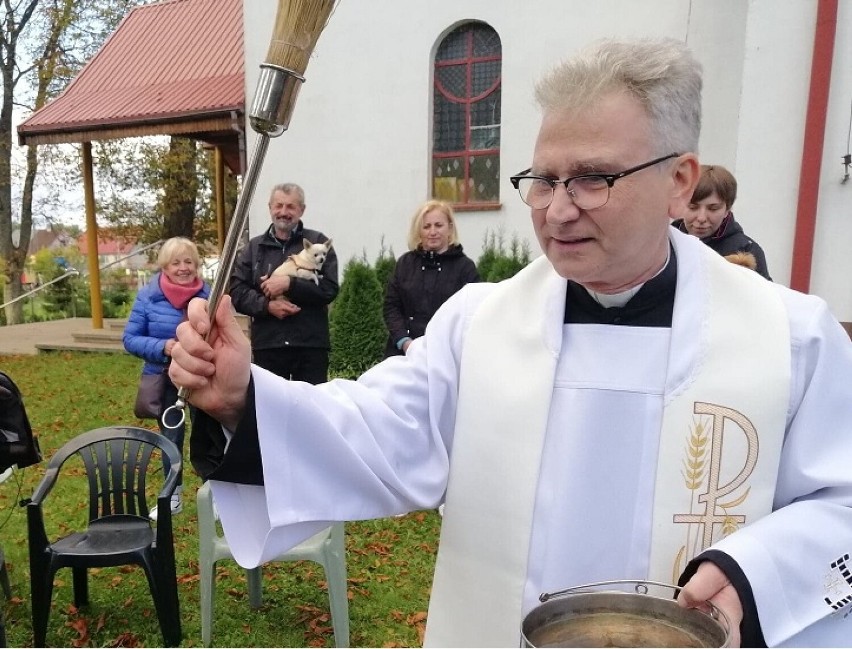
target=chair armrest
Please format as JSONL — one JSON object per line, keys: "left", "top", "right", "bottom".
{"left": 29, "top": 467, "right": 60, "bottom": 506}
{"left": 157, "top": 460, "right": 181, "bottom": 501}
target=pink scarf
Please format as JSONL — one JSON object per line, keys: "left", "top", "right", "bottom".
{"left": 159, "top": 274, "right": 203, "bottom": 310}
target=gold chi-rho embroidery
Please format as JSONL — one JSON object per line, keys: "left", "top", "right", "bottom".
{"left": 674, "top": 402, "right": 759, "bottom": 551}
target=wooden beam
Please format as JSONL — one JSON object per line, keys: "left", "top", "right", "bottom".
{"left": 18, "top": 115, "right": 240, "bottom": 146}
{"left": 82, "top": 142, "right": 104, "bottom": 329}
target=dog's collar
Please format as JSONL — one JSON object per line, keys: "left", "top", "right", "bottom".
{"left": 289, "top": 255, "right": 316, "bottom": 271}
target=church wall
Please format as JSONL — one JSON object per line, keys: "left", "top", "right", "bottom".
{"left": 805, "top": 0, "right": 852, "bottom": 321}
{"left": 241, "top": 0, "right": 852, "bottom": 319}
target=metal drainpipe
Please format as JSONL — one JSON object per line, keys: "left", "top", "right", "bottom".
{"left": 789, "top": 0, "right": 838, "bottom": 292}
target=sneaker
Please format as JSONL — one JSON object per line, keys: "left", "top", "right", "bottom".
{"left": 150, "top": 486, "right": 183, "bottom": 521}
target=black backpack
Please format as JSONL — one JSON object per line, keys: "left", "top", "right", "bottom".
{"left": 0, "top": 371, "right": 42, "bottom": 472}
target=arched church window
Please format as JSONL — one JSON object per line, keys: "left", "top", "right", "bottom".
{"left": 432, "top": 23, "right": 501, "bottom": 208}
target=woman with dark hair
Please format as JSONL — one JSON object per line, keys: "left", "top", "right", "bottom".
{"left": 383, "top": 200, "right": 479, "bottom": 357}
{"left": 672, "top": 164, "right": 771, "bottom": 279}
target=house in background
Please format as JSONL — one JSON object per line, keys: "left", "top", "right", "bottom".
{"left": 240, "top": 0, "right": 852, "bottom": 321}
{"left": 26, "top": 228, "right": 76, "bottom": 256}
{"left": 76, "top": 231, "right": 153, "bottom": 288}
{"left": 19, "top": 227, "right": 79, "bottom": 289}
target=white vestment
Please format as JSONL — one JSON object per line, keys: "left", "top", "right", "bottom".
{"left": 212, "top": 228, "right": 852, "bottom": 647}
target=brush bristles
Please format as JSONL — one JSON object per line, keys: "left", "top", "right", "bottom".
{"left": 266, "top": 0, "right": 338, "bottom": 75}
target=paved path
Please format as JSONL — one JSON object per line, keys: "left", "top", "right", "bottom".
{"left": 0, "top": 318, "right": 121, "bottom": 356}
{"left": 0, "top": 315, "right": 248, "bottom": 356}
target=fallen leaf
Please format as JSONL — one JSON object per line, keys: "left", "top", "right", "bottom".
{"left": 108, "top": 631, "right": 142, "bottom": 647}
{"left": 66, "top": 616, "right": 89, "bottom": 647}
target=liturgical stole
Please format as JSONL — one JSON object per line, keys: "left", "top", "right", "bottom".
{"left": 425, "top": 248, "right": 791, "bottom": 647}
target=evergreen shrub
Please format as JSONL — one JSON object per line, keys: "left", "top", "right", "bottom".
{"left": 329, "top": 256, "right": 387, "bottom": 379}
{"left": 374, "top": 238, "right": 396, "bottom": 292}
{"left": 476, "top": 228, "right": 532, "bottom": 281}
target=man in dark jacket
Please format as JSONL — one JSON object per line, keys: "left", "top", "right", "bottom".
{"left": 229, "top": 183, "right": 338, "bottom": 384}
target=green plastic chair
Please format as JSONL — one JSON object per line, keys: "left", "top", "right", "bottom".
{"left": 196, "top": 481, "right": 350, "bottom": 647}
{"left": 27, "top": 427, "right": 182, "bottom": 647}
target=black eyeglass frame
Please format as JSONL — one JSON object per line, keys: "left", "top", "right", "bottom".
{"left": 509, "top": 153, "right": 681, "bottom": 209}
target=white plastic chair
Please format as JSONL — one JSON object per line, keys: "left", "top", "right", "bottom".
{"left": 196, "top": 482, "right": 350, "bottom": 647}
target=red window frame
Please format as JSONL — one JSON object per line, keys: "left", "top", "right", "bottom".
{"left": 432, "top": 24, "right": 501, "bottom": 210}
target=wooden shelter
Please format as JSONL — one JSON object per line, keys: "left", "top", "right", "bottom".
{"left": 17, "top": 0, "right": 245, "bottom": 328}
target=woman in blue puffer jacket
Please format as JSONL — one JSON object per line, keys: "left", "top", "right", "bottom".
{"left": 123, "top": 237, "right": 210, "bottom": 520}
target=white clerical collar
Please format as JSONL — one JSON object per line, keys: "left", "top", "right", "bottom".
{"left": 585, "top": 246, "right": 672, "bottom": 308}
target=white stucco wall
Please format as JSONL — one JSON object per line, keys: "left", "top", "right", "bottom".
{"left": 808, "top": 0, "right": 852, "bottom": 320}
{"left": 734, "top": 0, "right": 816, "bottom": 291}
{"left": 241, "top": 0, "right": 852, "bottom": 318}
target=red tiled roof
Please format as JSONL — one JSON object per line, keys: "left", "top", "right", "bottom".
{"left": 17, "top": 0, "right": 244, "bottom": 171}
{"left": 77, "top": 233, "right": 137, "bottom": 256}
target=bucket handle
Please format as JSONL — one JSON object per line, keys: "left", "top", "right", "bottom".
{"left": 539, "top": 578, "right": 680, "bottom": 602}
{"left": 539, "top": 579, "right": 731, "bottom": 635}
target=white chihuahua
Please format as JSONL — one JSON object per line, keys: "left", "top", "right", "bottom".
{"left": 271, "top": 238, "right": 333, "bottom": 286}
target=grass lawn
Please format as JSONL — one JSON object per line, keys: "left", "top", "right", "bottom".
{"left": 0, "top": 352, "right": 440, "bottom": 647}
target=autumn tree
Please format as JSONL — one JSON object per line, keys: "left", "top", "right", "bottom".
{"left": 92, "top": 134, "right": 237, "bottom": 249}
{"left": 1, "top": 0, "right": 151, "bottom": 324}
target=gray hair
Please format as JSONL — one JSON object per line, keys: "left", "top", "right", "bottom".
{"left": 269, "top": 183, "right": 305, "bottom": 206}
{"left": 535, "top": 38, "right": 702, "bottom": 155}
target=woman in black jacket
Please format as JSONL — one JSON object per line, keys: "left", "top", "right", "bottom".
{"left": 384, "top": 200, "right": 479, "bottom": 357}
{"left": 671, "top": 164, "right": 772, "bottom": 279}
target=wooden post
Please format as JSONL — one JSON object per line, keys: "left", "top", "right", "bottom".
{"left": 82, "top": 142, "right": 104, "bottom": 329}
{"left": 215, "top": 147, "right": 226, "bottom": 252}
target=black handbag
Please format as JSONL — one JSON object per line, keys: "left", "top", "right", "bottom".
{"left": 133, "top": 372, "right": 167, "bottom": 420}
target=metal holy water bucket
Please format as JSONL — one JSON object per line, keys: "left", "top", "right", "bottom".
{"left": 521, "top": 580, "right": 732, "bottom": 648}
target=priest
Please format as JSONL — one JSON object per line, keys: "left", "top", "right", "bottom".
{"left": 172, "top": 37, "right": 852, "bottom": 647}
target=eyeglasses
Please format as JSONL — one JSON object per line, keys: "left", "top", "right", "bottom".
{"left": 509, "top": 153, "right": 681, "bottom": 210}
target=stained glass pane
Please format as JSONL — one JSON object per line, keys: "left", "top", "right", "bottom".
{"left": 432, "top": 156, "right": 466, "bottom": 203}
{"left": 470, "top": 154, "right": 500, "bottom": 202}
{"left": 472, "top": 60, "right": 500, "bottom": 95}
{"left": 470, "top": 92, "right": 500, "bottom": 150}
{"left": 433, "top": 94, "right": 465, "bottom": 153}
{"left": 471, "top": 91, "right": 501, "bottom": 126}
{"left": 472, "top": 25, "right": 500, "bottom": 57}
{"left": 436, "top": 63, "right": 467, "bottom": 99}
{"left": 436, "top": 27, "right": 468, "bottom": 61}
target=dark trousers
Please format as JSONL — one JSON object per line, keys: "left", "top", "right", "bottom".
{"left": 159, "top": 379, "right": 192, "bottom": 486}
{"left": 253, "top": 347, "right": 329, "bottom": 384}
